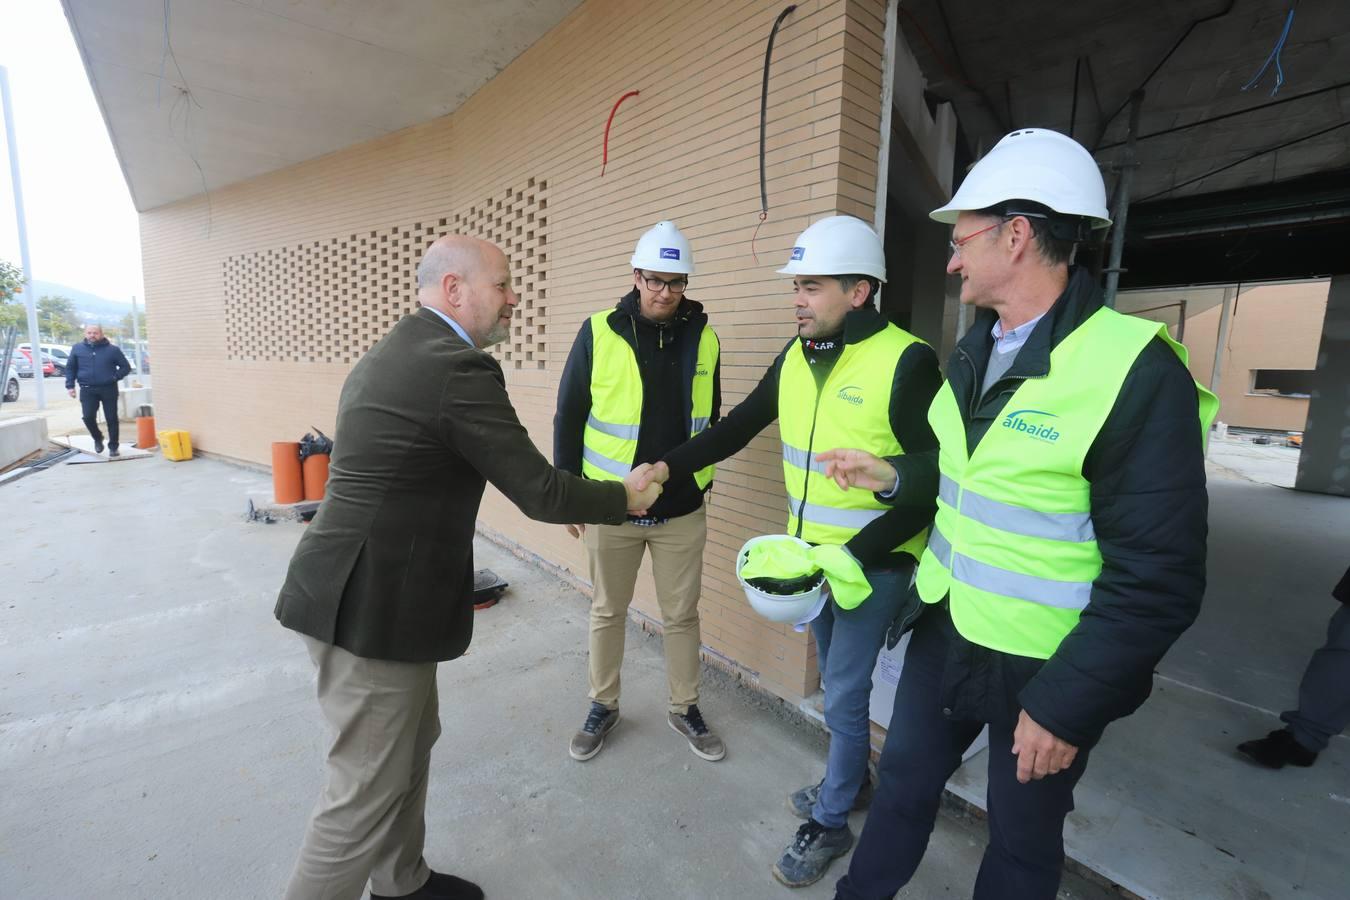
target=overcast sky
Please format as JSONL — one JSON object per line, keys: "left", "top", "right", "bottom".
{"left": 0, "top": 0, "right": 142, "bottom": 304}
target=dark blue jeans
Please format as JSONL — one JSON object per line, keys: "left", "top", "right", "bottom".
{"left": 834, "top": 605, "right": 1090, "bottom": 900}
{"left": 79, "top": 383, "right": 119, "bottom": 450}
{"left": 1282, "top": 603, "right": 1350, "bottom": 752}
{"left": 809, "top": 565, "right": 911, "bottom": 829}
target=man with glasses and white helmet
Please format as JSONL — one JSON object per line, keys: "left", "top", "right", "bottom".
{"left": 645, "top": 215, "right": 942, "bottom": 887}
{"left": 817, "top": 129, "right": 1218, "bottom": 899}
{"left": 554, "top": 221, "right": 726, "bottom": 763}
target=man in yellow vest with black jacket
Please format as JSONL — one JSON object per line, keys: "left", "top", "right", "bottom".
{"left": 554, "top": 221, "right": 725, "bottom": 763}
{"left": 818, "top": 129, "right": 1218, "bottom": 900}
{"left": 651, "top": 215, "right": 942, "bottom": 888}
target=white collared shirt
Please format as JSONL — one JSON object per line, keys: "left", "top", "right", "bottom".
{"left": 423, "top": 306, "right": 475, "bottom": 348}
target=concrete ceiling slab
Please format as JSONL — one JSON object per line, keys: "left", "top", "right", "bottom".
{"left": 898, "top": 0, "right": 1350, "bottom": 202}
{"left": 62, "top": 0, "right": 584, "bottom": 211}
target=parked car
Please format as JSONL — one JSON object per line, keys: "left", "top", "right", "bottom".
{"left": 3, "top": 358, "right": 18, "bottom": 402}
{"left": 8, "top": 350, "right": 34, "bottom": 378}
{"left": 16, "top": 347, "right": 56, "bottom": 377}
{"left": 20, "top": 343, "right": 71, "bottom": 376}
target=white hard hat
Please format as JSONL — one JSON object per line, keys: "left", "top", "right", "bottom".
{"left": 735, "top": 535, "right": 825, "bottom": 624}
{"left": 930, "top": 128, "right": 1111, "bottom": 230}
{"left": 631, "top": 220, "right": 695, "bottom": 275}
{"left": 777, "top": 215, "right": 887, "bottom": 282}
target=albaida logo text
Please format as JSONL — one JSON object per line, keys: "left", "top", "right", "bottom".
{"left": 836, "top": 385, "right": 864, "bottom": 406}
{"left": 1002, "top": 409, "right": 1060, "bottom": 442}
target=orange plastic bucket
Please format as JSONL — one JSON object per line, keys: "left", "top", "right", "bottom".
{"left": 271, "top": 441, "right": 304, "bottom": 504}
{"left": 135, "top": 416, "right": 156, "bottom": 449}
{"left": 302, "top": 453, "right": 330, "bottom": 501}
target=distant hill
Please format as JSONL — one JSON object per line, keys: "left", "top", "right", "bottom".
{"left": 29, "top": 279, "right": 133, "bottom": 324}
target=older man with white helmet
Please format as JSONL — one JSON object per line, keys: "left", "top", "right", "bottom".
{"left": 819, "top": 128, "right": 1218, "bottom": 899}
{"left": 649, "top": 215, "right": 943, "bottom": 887}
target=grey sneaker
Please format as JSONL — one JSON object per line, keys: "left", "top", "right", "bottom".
{"left": 668, "top": 704, "right": 725, "bottom": 761}
{"left": 788, "top": 775, "right": 875, "bottom": 819}
{"left": 568, "top": 702, "right": 618, "bottom": 761}
{"left": 771, "top": 819, "right": 855, "bottom": 888}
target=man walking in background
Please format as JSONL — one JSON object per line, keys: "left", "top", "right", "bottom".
{"left": 554, "top": 220, "right": 725, "bottom": 763}
{"left": 65, "top": 324, "right": 131, "bottom": 457}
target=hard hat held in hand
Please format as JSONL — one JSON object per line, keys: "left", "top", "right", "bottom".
{"left": 777, "top": 215, "right": 886, "bottom": 281}
{"left": 736, "top": 535, "right": 825, "bottom": 624}
{"left": 930, "top": 128, "right": 1111, "bottom": 230}
{"left": 631, "top": 220, "right": 695, "bottom": 275}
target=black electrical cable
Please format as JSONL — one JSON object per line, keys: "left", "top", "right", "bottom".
{"left": 754, "top": 5, "right": 796, "bottom": 261}
{"left": 1139, "top": 120, "right": 1350, "bottom": 202}
{"left": 1094, "top": 0, "right": 1237, "bottom": 149}
{"left": 1069, "top": 57, "right": 1082, "bottom": 139}
{"left": 759, "top": 5, "right": 796, "bottom": 219}
{"left": 1097, "top": 80, "right": 1350, "bottom": 151}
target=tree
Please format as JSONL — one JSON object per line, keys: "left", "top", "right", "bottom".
{"left": 0, "top": 260, "right": 22, "bottom": 303}
{"left": 121, "top": 309, "right": 148, "bottom": 341}
{"left": 37, "top": 295, "right": 80, "bottom": 343}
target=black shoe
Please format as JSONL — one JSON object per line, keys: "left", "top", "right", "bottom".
{"left": 108, "top": 447, "right": 121, "bottom": 458}
{"left": 772, "top": 818, "right": 855, "bottom": 888}
{"left": 94, "top": 439, "right": 104, "bottom": 454}
{"left": 371, "top": 870, "right": 483, "bottom": 900}
{"left": 1237, "top": 729, "right": 1318, "bottom": 769}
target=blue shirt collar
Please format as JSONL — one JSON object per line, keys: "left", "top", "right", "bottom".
{"left": 423, "top": 306, "right": 475, "bottom": 348}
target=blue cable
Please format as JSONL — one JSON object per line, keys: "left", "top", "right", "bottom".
{"left": 1242, "top": 7, "right": 1295, "bottom": 97}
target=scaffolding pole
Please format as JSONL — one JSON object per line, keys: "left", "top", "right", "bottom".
{"left": 1103, "top": 90, "right": 1144, "bottom": 309}
{"left": 1, "top": 65, "right": 45, "bottom": 409}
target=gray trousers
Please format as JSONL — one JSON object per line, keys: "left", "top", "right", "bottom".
{"left": 1281, "top": 604, "right": 1350, "bottom": 753}
{"left": 283, "top": 635, "right": 439, "bottom": 900}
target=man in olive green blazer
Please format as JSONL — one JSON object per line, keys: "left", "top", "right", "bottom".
{"left": 276, "top": 235, "right": 664, "bottom": 900}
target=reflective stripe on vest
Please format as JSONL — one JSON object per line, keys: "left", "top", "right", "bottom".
{"left": 777, "top": 322, "right": 930, "bottom": 561}
{"left": 581, "top": 309, "right": 719, "bottom": 489}
{"left": 915, "top": 307, "right": 1219, "bottom": 659}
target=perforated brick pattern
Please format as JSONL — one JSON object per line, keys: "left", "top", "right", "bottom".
{"left": 222, "top": 179, "right": 548, "bottom": 369}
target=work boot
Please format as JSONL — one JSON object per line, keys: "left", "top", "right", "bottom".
{"left": 771, "top": 818, "right": 855, "bottom": 888}
{"left": 787, "top": 774, "right": 874, "bottom": 819}
{"left": 1237, "top": 728, "right": 1318, "bottom": 769}
{"left": 371, "top": 870, "right": 483, "bottom": 900}
{"left": 668, "top": 704, "right": 725, "bottom": 761}
{"left": 93, "top": 438, "right": 104, "bottom": 454}
{"left": 569, "top": 701, "right": 619, "bottom": 761}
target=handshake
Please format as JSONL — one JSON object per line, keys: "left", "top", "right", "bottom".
{"left": 566, "top": 462, "right": 672, "bottom": 539}
{"left": 624, "top": 461, "right": 670, "bottom": 514}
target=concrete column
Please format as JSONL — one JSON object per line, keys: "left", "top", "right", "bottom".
{"left": 1295, "top": 274, "right": 1350, "bottom": 496}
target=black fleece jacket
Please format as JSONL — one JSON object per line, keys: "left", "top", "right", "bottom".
{"left": 554, "top": 291, "right": 721, "bottom": 520}
{"left": 662, "top": 305, "right": 942, "bottom": 569}
{"left": 885, "top": 267, "right": 1209, "bottom": 747}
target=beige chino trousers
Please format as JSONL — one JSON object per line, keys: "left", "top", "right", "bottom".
{"left": 584, "top": 504, "right": 707, "bottom": 714}
{"left": 283, "top": 635, "right": 440, "bottom": 900}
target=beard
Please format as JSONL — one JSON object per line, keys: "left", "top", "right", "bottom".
{"left": 483, "top": 316, "right": 511, "bottom": 347}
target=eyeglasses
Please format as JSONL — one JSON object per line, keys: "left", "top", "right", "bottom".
{"left": 640, "top": 273, "right": 688, "bottom": 294}
{"left": 948, "top": 220, "right": 1004, "bottom": 257}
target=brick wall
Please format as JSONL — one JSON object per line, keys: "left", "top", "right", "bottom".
{"left": 138, "top": 0, "right": 890, "bottom": 704}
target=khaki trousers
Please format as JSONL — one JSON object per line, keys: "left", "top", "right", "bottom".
{"left": 283, "top": 635, "right": 440, "bottom": 900}
{"left": 584, "top": 504, "right": 707, "bottom": 714}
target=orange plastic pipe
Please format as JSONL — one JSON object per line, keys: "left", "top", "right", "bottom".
{"left": 272, "top": 441, "right": 304, "bottom": 504}
{"left": 302, "top": 453, "right": 330, "bottom": 501}
{"left": 135, "top": 416, "right": 156, "bottom": 449}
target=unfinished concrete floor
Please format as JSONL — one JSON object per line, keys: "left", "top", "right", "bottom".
{"left": 0, "top": 455, "right": 1113, "bottom": 899}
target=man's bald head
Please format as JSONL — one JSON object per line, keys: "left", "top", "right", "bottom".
{"left": 416, "top": 234, "right": 518, "bottom": 347}
{"left": 417, "top": 235, "right": 491, "bottom": 291}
